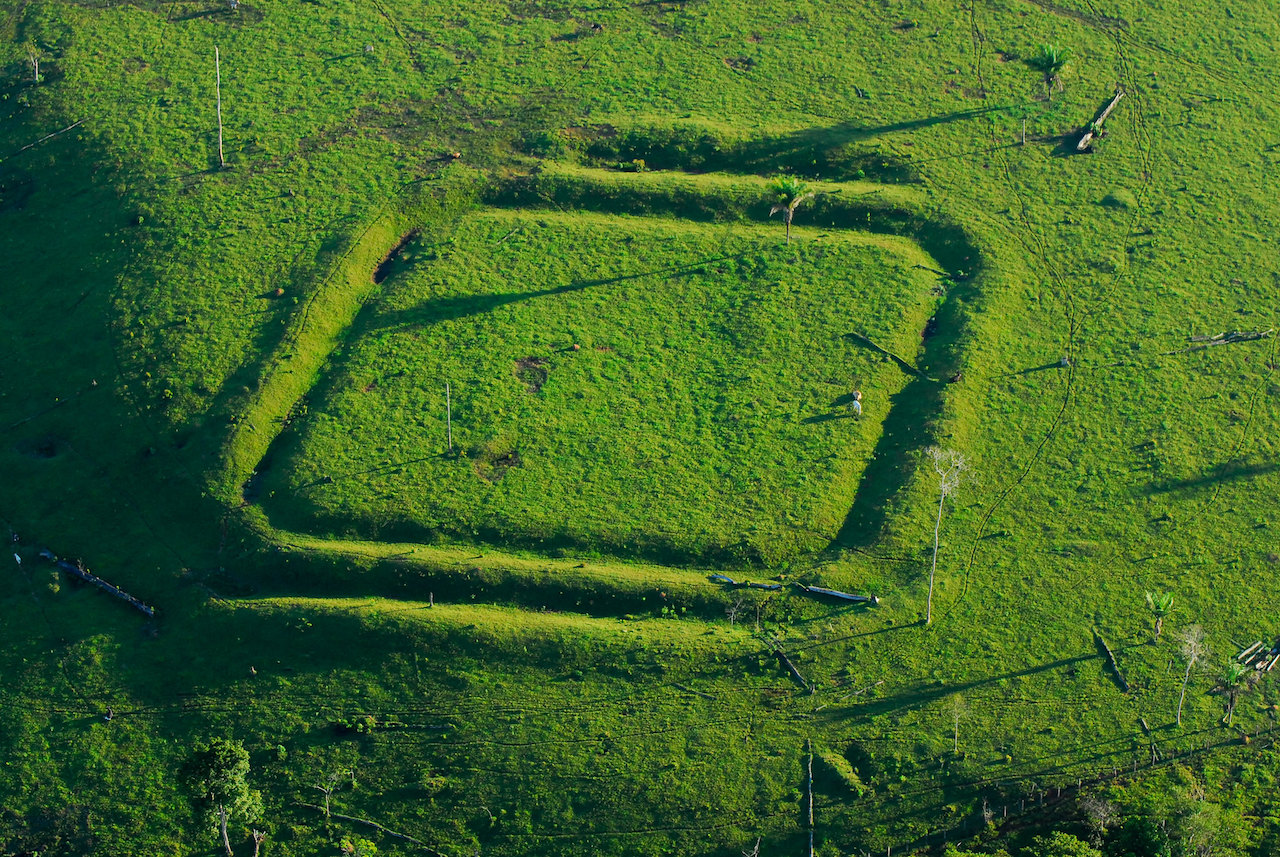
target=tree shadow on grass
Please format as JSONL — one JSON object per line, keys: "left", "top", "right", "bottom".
{"left": 1144, "top": 460, "right": 1278, "bottom": 495}
{"left": 366, "top": 252, "right": 748, "bottom": 333}
{"left": 1012, "top": 359, "right": 1067, "bottom": 375}
{"left": 731, "top": 106, "right": 1011, "bottom": 175}
{"left": 584, "top": 105, "right": 1011, "bottom": 182}
{"left": 817, "top": 651, "right": 1100, "bottom": 723}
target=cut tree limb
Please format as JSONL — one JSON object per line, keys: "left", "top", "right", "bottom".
{"left": 1164, "top": 328, "right": 1273, "bottom": 355}
{"left": 1077, "top": 88, "right": 1124, "bottom": 151}
{"left": 294, "top": 802, "right": 447, "bottom": 856}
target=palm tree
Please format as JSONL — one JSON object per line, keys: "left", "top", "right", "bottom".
{"left": 1026, "top": 43, "right": 1070, "bottom": 100}
{"left": 1145, "top": 591, "right": 1174, "bottom": 639}
{"left": 769, "top": 176, "right": 815, "bottom": 244}
{"left": 1217, "top": 661, "right": 1257, "bottom": 726}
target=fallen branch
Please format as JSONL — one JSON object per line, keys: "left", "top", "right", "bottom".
{"left": 1077, "top": 89, "right": 1123, "bottom": 152}
{"left": 5, "top": 119, "right": 86, "bottom": 161}
{"left": 294, "top": 802, "right": 446, "bottom": 856}
{"left": 838, "top": 679, "right": 884, "bottom": 701}
{"left": 1164, "top": 328, "right": 1273, "bottom": 355}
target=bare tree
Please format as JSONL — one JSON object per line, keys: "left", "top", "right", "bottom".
{"left": 313, "top": 770, "right": 350, "bottom": 817}
{"left": 251, "top": 830, "right": 266, "bottom": 857}
{"left": 1080, "top": 795, "right": 1117, "bottom": 846}
{"left": 725, "top": 596, "right": 747, "bottom": 628}
{"left": 925, "top": 447, "right": 966, "bottom": 625}
{"left": 1176, "top": 625, "right": 1206, "bottom": 726}
{"left": 947, "top": 693, "right": 967, "bottom": 754}
{"left": 743, "top": 837, "right": 761, "bottom": 857}
{"left": 24, "top": 41, "right": 42, "bottom": 84}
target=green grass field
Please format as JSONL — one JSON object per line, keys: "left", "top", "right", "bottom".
{"left": 5, "top": 0, "right": 1280, "bottom": 854}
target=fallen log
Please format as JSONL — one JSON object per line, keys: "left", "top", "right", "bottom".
{"left": 776, "top": 651, "right": 811, "bottom": 693}
{"left": 794, "top": 583, "right": 879, "bottom": 605}
{"left": 707, "top": 573, "right": 783, "bottom": 592}
{"left": 1077, "top": 89, "right": 1124, "bottom": 152}
{"left": 51, "top": 556, "right": 155, "bottom": 618}
{"left": 1164, "top": 328, "right": 1273, "bottom": 355}
{"left": 1238, "top": 641, "right": 1264, "bottom": 662}
{"left": 768, "top": 642, "right": 812, "bottom": 693}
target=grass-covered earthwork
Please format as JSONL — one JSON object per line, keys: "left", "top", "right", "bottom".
{"left": 259, "top": 198, "right": 940, "bottom": 565}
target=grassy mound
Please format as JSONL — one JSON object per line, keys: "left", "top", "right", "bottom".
{"left": 259, "top": 205, "right": 939, "bottom": 565}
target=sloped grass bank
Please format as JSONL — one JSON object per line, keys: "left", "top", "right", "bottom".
{"left": 245, "top": 533, "right": 751, "bottom": 620}
{"left": 214, "top": 173, "right": 477, "bottom": 505}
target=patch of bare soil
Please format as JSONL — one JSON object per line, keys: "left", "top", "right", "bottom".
{"left": 515, "top": 356, "right": 550, "bottom": 393}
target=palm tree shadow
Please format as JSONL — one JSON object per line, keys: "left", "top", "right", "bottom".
{"left": 1145, "top": 460, "right": 1278, "bottom": 495}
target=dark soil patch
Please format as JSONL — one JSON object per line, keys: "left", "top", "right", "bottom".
{"left": 0, "top": 170, "right": 35, "bottom": 213}
{"left": 373, "top": 229, "right": 421, "bottom": 284}
{"left": 474, "top": 448, "right": 521, "bottom": 482}
{"left": 15, "top": 434, "right": 65, "bottom": 459}
{"left": 514, "top": 356, "right": 550, "bottom": 393}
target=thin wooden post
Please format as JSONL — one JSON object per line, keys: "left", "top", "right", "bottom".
{"left": 214, "top": 47, "right": 225, "bottom": 168}
{"left": 445, "top": 382, "right": 453, "bottom": 452}
{"left": 1021, "top": 119, "right": 1026, "bottom": 145}
{"left": 806, "top": 738, "right": 815, "bottom": 857}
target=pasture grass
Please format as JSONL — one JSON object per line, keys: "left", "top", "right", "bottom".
{"left": 4, "top": 0, "right": 1280, "bottom": 853}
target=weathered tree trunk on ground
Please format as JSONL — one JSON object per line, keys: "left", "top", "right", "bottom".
{"left": 1077, "top": 89, "right": 1124, "bottom": 152}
